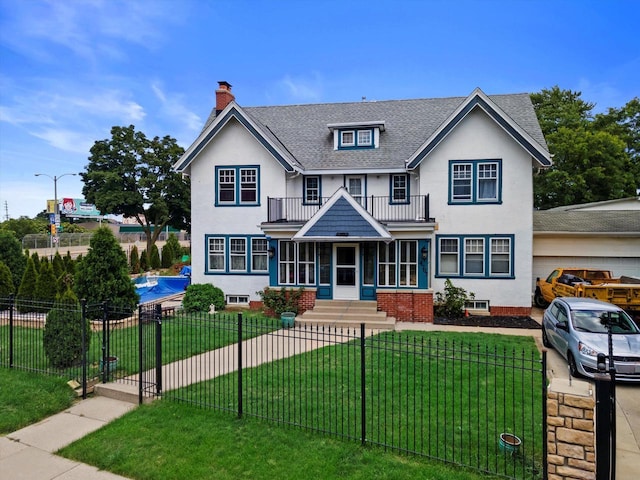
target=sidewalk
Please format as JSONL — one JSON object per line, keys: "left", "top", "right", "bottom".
{"left": 0, "top": 396, "right": 135, "bottom": 480}
{"left": 2, "top": 319, "right": 638, "bottom": 479}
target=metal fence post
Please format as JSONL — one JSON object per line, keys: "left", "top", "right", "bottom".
{"left": 238, "top": 312, "right": 243, "bottom": 419}
{"left": 138, "top": 304, "right": 143, "bottom": 405}
{"left": 360, "top": 323, "right": 366, "bottom": 446}
{"left": 155, "top": 303, "right": 163, "bottom": 395}
{"left": 101, "top": 301, "right": 108, "bottom": 383}
{"left": 81, "top": 299, "right": 87, "bottom": 399}
{"left": 595, "top": 351, "right": 615, "bottom": 480}
{"left": 9, "top": 294, "right": 14, "bottom": 368}
{"left": 542, "top": 350, "right": 548, "bottom": 480}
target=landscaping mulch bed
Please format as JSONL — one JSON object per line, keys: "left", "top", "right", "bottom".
{"left": 434, "top": 315, "right": 541, "bottom": 329}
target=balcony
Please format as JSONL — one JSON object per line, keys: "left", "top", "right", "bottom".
{"left": 267, "top": 195, "right": 431, "bottom": 224}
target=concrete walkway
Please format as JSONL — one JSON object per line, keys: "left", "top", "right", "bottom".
{"left": 2, "top": 319, "right": 638, "bottom": 479}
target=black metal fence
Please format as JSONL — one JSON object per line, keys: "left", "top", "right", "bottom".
{"left": 0, "top": 297, "right": 546, "bottom": 479}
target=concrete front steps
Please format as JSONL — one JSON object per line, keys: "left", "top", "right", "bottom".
{"left": 296, "top": 300, "right": 396, "bottom": 330}
{"left": 94, "top": 382, "right": 154, "bottom": 404}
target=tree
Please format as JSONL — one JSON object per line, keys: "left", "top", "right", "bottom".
{"left": 74, "top": 227, "right": 138, "bottom": 314}
{"left": 43, "top": 288, "right": 90, "bottom": 369}
{"left": 129, "top": 245, "right": 140, "bottom": 274}
{"left": 161, "top": 242, "right": 174, "bottom": 268}
{"left": 81, "top": 125, "right": 190, "bottom": 257}
{"left": 532, "top": 87, "right": 638, "bottom": 209}
{"left": 16, "top": 256, "right": 38, "bottom": 312}
{"left": 35, "top": 262, "right": 58, "bottom": 308}
{"left": 165, "top": 233, "right": 183, "bottom": 262}
{"left": 0, "top": 230, "right": 26, "bottom": 290}
{"left": 0, "top": 261, "right": 15, "bottom": 298}
{"left": 150, "top": 244, "right": 161, "bottom": 270}
{"left": 52, "top": 252, "right": 64, "bottom": 279}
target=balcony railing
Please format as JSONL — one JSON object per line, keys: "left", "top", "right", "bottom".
{"left": 267, "top": 195, "right": 430, "bottom": 223}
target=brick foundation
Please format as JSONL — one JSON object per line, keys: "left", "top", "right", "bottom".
{"left": 376, "top": 290, "right": 434, "bottom": 323}
{"left": 490, "top": 306, "right": 532, "bottom": 316}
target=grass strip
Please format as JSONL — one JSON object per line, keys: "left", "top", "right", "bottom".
{"left": 0, "top": 368, "right": 76, "bottom": 434}
{"left": 59, "top": 400, "right": 494, "bottom": 480}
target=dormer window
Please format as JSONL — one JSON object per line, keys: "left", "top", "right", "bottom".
{"left": 339, "top": 129, "right": 373, "bottom": 149}
{"left": 328, "top": 121, "right": 385, "bottom": 150}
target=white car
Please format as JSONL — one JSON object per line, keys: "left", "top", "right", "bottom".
{"left": 542, "top": 297, "right": 640, "bottom": 382}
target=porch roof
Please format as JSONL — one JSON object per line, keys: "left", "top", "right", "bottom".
{"left": 292, "top": 188, "right": 392, "bottom": 242}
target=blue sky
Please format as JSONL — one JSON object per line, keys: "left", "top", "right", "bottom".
{"left": 1, "top": 0, "right": 638, "bottom": 219}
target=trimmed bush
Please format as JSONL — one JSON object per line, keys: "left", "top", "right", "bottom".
{"left": 16, "top": 257, "right": 38, "bottom": 313}
{"left": 166, "top": 233, "right": 182, "bottom": 262}
{"left": 183, "top": 284, "right": 225, "bottom": 313}
{"left": 43, "top": 289, "right": 91, "bottom": 369}
{"left": 0, "top": 261, "right": 15, "bottom": 298}
{"left": 150, "top": 244, "right": 161, "bottom": 270}
{"left": 161, "top": 243, "right": 174, "bottom": 268}
{"left": 129, "top": 245, "right": 140, "bottom": 274}
{"left": 74, "top": 227, "right": 138, "bottom": 316}
{"left": 35, "top": 262, "right": 57, "bottom": 310}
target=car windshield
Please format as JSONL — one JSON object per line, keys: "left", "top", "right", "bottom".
{"left": 571, "top": 310, "right": 640, "bottom": 334}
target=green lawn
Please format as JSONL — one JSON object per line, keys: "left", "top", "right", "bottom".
{"left": 0, "top": 312, "right": 280, "bottom": 381}
{"left": 59, "top": 331, "right": 544, "bottom": 479}
{"left": 59, "top": 400, "right": 495, "bottom": 480}
{"left": 0, "top": 368, "right": 76, "bottom": 434}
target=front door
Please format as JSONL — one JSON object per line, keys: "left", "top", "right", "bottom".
{"left": 333, "top": 244, "right": 359, "bottom": 300}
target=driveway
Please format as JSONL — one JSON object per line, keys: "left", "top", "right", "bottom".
{"left": 543, "top": 327, "right": 640, "bottom": 479}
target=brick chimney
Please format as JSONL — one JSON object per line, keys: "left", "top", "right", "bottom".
{"left": 216, "top": 81, "right": 235, "bottom": 115}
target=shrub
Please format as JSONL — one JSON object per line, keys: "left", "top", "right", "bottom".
{"left": 140, "top": 249, "right": 148, "bottom": 271}
{"left": 0, "top": 261, "right": 15, "bottom": 297}
{"left": 129, "top": 245, "right": 140, "bottom": 274}
{"left": 165, "top": 233, "right": 182, "bottom": 262}
{"left": 161, "top": 243, "right": 174, "bottom": 268}
{"left": 257, "top": 287, "right": 304, "bottom": 315}
{"left": 434, "top": 279, "right": 475, "bottom": 319}
{"left": 16, "top": 256, "right": 38, "bottom": 312}
{"left": 0, "top": 230, "right": 26, "bottom": 290}
{"left": 35, "top": 262, "right": 57, "bottom": 310}
{"left": 150, "top": 244, "right": 161, "bottom": 270}
{"left": 74, "top": 227, "right": 138, "bottom": 317}
{"left": 43, "top": 289, "right": 91, "bottom": 369}
{"left": 183, "top": 283, "right": 225, "bottom": 313}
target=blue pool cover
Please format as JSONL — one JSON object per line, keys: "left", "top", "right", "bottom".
{"left": 135, "top": 276, "right": 190, "bottom": 304}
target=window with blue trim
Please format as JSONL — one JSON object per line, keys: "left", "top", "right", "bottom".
{"left": 449, "top": 160, "right": 501, "bottom": 204}
{"left": 390, "top": 174, "right": 409, "bottom": 203}
{"left": 216, "top": 166, "right": 260, "bottom": 206}
{"left": 339, "top": 128, "right": 374, "bottom": 149}
{"left": 437, "top": 235, "right": 513, "bottom": 278}
{"left": 303, "top": 176, "right": 321, "bottom": 204}
{"left": 206, "top": 235, "right": 269, "bottom": 274}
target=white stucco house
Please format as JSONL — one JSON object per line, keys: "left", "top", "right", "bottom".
{"left": 174, "top": 82, "right": 551, "bottom": 322}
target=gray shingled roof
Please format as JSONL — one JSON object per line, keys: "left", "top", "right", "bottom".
{"left": 533, "top": 210, "right": 640, "bottom": 233}
{"left": 203, "top": 93, "right": 548, "bottom": 171}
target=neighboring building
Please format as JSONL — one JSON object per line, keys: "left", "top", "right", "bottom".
{"left": 175, "top": 82, "right": 551, "bottom": 321}
{"left": 533, "top": 196, "right": 640, "bottom": 287}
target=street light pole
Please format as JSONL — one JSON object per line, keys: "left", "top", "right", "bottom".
{"left": 34, "top": 172, "right": 77, "bottom": 253}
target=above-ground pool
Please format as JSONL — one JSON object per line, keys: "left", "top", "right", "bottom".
{"left": 134, "top": 275, "right": 190, "bottom": 304}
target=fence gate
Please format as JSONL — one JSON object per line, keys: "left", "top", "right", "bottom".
{"left": 137, "top": 303, "right": 163, "bottom": 403}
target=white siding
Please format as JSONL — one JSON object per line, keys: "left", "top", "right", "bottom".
{"left": 418, "top": 108, "right": 534, "bottom": 309}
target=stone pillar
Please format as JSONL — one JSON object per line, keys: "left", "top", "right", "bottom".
{"left": 547, "top": 378, "right": 596, "bottom": 480}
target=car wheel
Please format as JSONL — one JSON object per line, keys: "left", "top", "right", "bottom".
{"left": 542, "top": 327, "right": 551, "bottom": 348}
{"left": 568, "top": 352, "right": 580, "bottom": 378}
{"left": 534, "top": 290, "right": 549, "bottom": 308}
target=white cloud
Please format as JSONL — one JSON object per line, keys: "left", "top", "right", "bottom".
{"left": 276, "top": 73, "right": 324, "bottom": 103}
{"left": 0, "top": 0, "right": 187, "bottom": 63}
{"left": 151, "top": 81, "right": 202, "bottom": 135}
{"left": 30, "top": 128, "right": 95, "bottom": 154}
